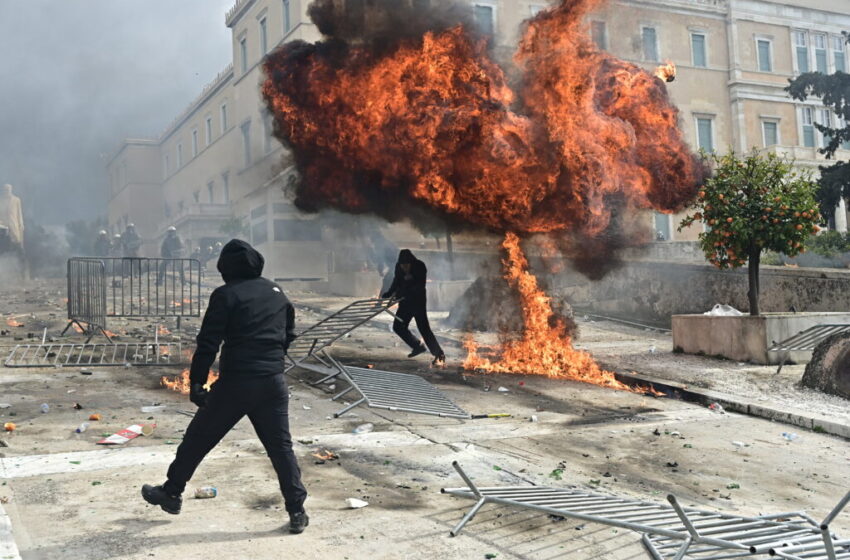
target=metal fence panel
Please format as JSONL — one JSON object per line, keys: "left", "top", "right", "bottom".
{"left": 66, "top": 258, "right": 107, "bottom": 332}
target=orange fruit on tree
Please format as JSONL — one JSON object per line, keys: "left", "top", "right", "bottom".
{"left": 726, "top": 217, "right": 733, "bottom": 223}
{"left": 795, "top": 224, "right": 803, "bottom": 230}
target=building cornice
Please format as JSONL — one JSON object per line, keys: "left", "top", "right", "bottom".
{"left": 614, "top": 0, "right": 728, "bottom": 17}
{"left": 160, "top": 64, "right": 234, "bottom": 144}
{"left": 225, "top": 0, "right": 257, "bottom": 28}
{"left": 106, "top": 138, "right": 158, "bottom": 168}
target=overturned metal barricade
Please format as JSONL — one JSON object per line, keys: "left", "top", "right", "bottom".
{"left": 442, "top": 462, "right": 850, "bottom": 559}
{"left": 285, "top": 297, "right": 398, "bottom": 382}
{"left": 63, "top": 258, "right": 108, "bottom": 341}
{"left": 323, "top": 355, "right": 469, "bottom": 419}
{"left": 4, "top": 342, "right": 185, "bottom": 368}
{"left": 769, "top": 324, "right": 850, "bottom": 374}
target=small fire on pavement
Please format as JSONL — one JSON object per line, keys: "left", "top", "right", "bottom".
{"left": 311, "top": 449, "right": 339, "bottom": 463}
{"left": 157, "top": 325, "right": 171, "bottom": 336}
{"left": 161, "top": 369, "right": 219, "bottom": 394}
{"left": 5, "top": 317, "right": 23, "bottom": 328}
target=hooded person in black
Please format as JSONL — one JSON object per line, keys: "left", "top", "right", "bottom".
{"left": 382, "top": 249, "right": 445, "bottom": 364}
{"left": 142, "top": 239, "right": 309, "bottom": 534}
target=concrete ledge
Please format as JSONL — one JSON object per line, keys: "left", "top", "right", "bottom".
{"left": 671, "top": 312, "right": 850, "bottom": 364}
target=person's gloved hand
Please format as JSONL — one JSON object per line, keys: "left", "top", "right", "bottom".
{"left": 189, "top": 383, "right": 209, "bottom": 408}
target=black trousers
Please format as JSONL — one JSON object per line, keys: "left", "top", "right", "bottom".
{"left": 393, "top": 301, "right": 444, "bottom": 357}
{"left": 163, "top": 374, "right": 308, "bottom": 513}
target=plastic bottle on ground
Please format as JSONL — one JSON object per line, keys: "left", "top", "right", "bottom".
{"left": 353, "top": 423, "right": 374, "bottom": 434}
{"left": 75, "top": 422, "right": 90, "bottom": 433}
{"left": 195, "top": 487, "right": 217, "bottom": 499}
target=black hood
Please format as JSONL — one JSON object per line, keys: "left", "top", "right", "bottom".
{"left": 397, "top": 249, "right": 416, "bottom": 264}
{"left": 217, "top": 239, "right": 264, "bottom": 282}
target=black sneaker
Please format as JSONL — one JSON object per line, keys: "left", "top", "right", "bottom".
{"left": 142, "top": 484, "right": 182, "bottom": 514}
{"left": 407, "top": 345, "right": 427, "bottom": 358}
{"left": 289, "top": 510, "right": 310, "bottom": 534}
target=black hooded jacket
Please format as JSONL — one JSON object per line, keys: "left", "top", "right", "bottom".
{"left": 382, "top": 249, "right": 427, "bottom": 306}
{"left": 189, "top": 239, "right": 295, "bottom": 385}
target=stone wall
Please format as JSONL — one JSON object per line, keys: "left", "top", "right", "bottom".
{"left": 548, "top": 261, "right": 850, "bottom": 327}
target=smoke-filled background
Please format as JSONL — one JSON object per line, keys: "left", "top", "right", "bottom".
{"left": 0, "top": 0, "right": 233, "bottom": 225}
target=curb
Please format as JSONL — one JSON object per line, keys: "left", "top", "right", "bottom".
{"left": 611, "top": 368, "right": 850, "bottom": 440}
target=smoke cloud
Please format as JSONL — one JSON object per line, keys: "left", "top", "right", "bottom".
{"left": 0, "top": 0, "right": 233, "bottom": 225}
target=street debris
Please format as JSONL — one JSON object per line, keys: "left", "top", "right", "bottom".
{"left": 708, "top": 403, "right": 725, "bottom": 414}
{"left": 497, "top": 386, "right": 509, "bottom": 392}
{"left": 40, "top": 403, "right": 50, "bottom": 413}
{"left": 72, "top": 402, "right": 83, "bottom": 410}
{"left": 704, "top": 304, "right": 743, "bottom": 316}
{"left": 353, "top": 423, "right": 374, "bottom": 434}
{"left": 97, "top": 423, "right": 154, "bottom": 445}
{"left": 781, "top": 432, "right": 799, "bottom": 442}
{"left": 195, "top": 487, "right": 217, "bottom": 499}
{"left": 346, "top": 498, "right": 369, "bottom": 509}
{"left": 311, "top": 449, "right": 339, "bottom": 464}
{"left": 140, "top": 405, "right": 165, "bottom": 413}
{"left": 75, "top": 422, "right": 89, "bottom": 433}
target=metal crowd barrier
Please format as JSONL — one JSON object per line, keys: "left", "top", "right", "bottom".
{"left": 4, "top": 342, "right": 185, "bottom": 368}
{"left": 769, "top": 324, "right": 850, "bottom": 374}
{"left": 442, "top": 462, "right": 850, "bottom": 559}
{"left": 63, "top": 258, "right": 108, "bottom": 341}
{"left": 63, "top": 257, "right": 203, "bottom": 342}
{"left": 285, "top": 297, "right": 399, "bottom": 382}
{"left": 323, "top": 355, "right": 470, "bottom": 419}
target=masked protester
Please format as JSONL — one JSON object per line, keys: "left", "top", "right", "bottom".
{"left": 382, "top": 249, "right": 445, "bottom": 365}
{"left": 142, "top": 239, "right": 309, "bottom": 534}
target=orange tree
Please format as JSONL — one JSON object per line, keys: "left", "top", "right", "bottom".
{"left": 679, "top": 150, "right": 820, "bottom": 316}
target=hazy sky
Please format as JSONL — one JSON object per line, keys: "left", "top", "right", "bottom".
{"left": 0, "top": 0, "right": 234, "bottom": 225}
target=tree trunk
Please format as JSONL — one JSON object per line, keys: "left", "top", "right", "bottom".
{"left": 747, "top": 248, "right": 761, "bottom": 316}
{"left": 446, "top": 231, "right": 455, "bottom": 280}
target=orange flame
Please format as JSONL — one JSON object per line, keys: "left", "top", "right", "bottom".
{"left": 311, "top": 449, "right": 339, "bottom": 461}
{"left": 6, "top": 317, "right": 23, "bottom": 328}
{"left": 157, "top": 325, "right": 171, "bottom": 336}
{"left": 72, "top": 323, "right": 84, "bottom": 334}
{"left": 463, "top": 233, "right": 631, "bottom": 391}
{"left": 654, "top": 60, "right": 676, "bottom": 82}
{"left": 160, "top": 369, "right": 219, "bottom": 395}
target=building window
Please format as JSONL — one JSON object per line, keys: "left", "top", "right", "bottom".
{"left": 756, "top": 38, "right": 772, "bottom": 72}
{"left": 220, "top": 103, "right": 228, "bottom": 133}
{"left": 191, "top": 129, "right": 199, "bottom": 157}
{"left": 283, "top": 0, "right": 292, "bottom": 33}
{"left": 817, "top": 109, "right": 832, "bottom": 148}
{"left": 691, "top": 32, "right": 707, "bottom": 67}
{"left": 839, "top": 117, "right": 850, "bottom": 150}
{"left": 163, "top": 155, "right": 169, "bottom": 179}
{"left": 473, "top": 4, "right": 494, "bottom": 36}
{"left": 177, "top": 143, "right": 183, "bottom": 168}
{"left": 795, "top": 31, "right": 809, "bottom": 73}
{"left": 222, "top": 172, "right": 230, "bottom": 202}
{"left": 653, "top": 212, "right": 671, "bottom": 241}
{"left": 240, "top": 36, "right": 248, "bottom": 73}
{"left": 207, "top": 181, "right": 215, "bottom": 203}
{"left": 530, "top": 4, "right": 545, "bottom": 17}
{"left": 259, "top": 17, "right": 268, "bottom": 55}
{"left": 762, "top": 121, "right": 779, "bottom": 147}
{"left": 263, "top": 113, "right": 273, "bottom": 153}
{"left": 251, "top": 204, "right": 267, "bottom": 219}
{"left": 641, "top": 26, "right": 658, "bottom": 62}
{"left": 205, "top": 116, "right": 212, "bottom": 145}
{"left": 695, "top": 116, "right": 714, "bottom": 152}
{"left": 591, "top": 21, "right": 607, "bottom": 50}
{"left": 801, "top": 107, "right": 815, "bottom": 147}
{"left": 814, "top": 34, "right": 827, "bottom": 73}
{"left": 251, "top": 221, "right": 268, "bottom": 246}
{"left": 833, "top": 36, "right": 846, "bottom": 73}
{"left": 241, "top": 121, "right": 252, "bottom": 166}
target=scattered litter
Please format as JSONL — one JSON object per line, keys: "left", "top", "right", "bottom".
{"left": 80, "top": 369, "right": 93, "bottom": 375}
{"left": 67, "top": 389, "right": 76, "bottom": 394}
{"left": 530, "top": 415, "right": 538, "bottom": 423}
{"left": 195, "top": 487, "right": 217, "bottom": 499}
{"left": 75, "top": 422, "right": 89, "bottom": 433}
{"left": 89, "top": 413, "right": 101, "bottom": 421}
{"left": 0, "top": 496, "right": 9, "bottom": 504}
{"left": 589, "top": 479, "right": 601, "bottom": 485}
{"left": 353, "top": 423, "right": 374, "bottom": 434}
{"left": 549, "top": 468, "right": 564, "bottom": 481}
{"left": 327, "top": 384, "right": 336, "bottom": 391}
{"left": 483, "top": 384, "right": 491, "bottom": 392}
{"left": 683, "top": 443, "right": 693, "bottom": 448}
{"left": 346, "top": 498, "right": 369, "bottom": 509}
{"left": 648, "top": 345, "right": 657, "bottom": 354}
{"left": 0, "top": 439, "right": 7, "bottom": 447}
{"left": 670, "top": 431, "right": 681, "bottom": 437}
{"left": 69, "top": 460, "right": 81, "bottom": 465}
{"left": 666, "top": 461, "right": 678, "bottom": 468}
{"left": 3, "top": 423, "right": 14, "bottom": 432}
{"left": 302, "top": 404, "right": 311, "bottom": 410}
{"left": 497, "top": 386, "right": 509, "bottom": 392}
{"left": 97, "top": 424, "right": 154, "bottom": 445}
{"left": 708, "top": 403, "right": 725, "bottom": 414}
{"left": 0, "top": 403, "right": 10, "bottom": 409}
{"left": 140, "top": 405, "right": 165, "bottom": 413}
{"left": 72, "top": 403, "right": 83, "bottom": 410}
{"left": 781, "top": 432, "right": 799, "bottom": 442}
{"left": 704, "top": 304, "right": 743, "bottom": 316}
{"left": 652, "top": 428, "right": 661, "bottom": 436}
{"left": 485, "top": 554, "right": 498, "bottom": 559}
{"left": 175, "top": 410, "right": 195, "bottom": 417}
{"left": 492, "top": 465, "right": 502, "bottom": 471}
{"left": 726, "top": 482, "right": 740, "bottom": 489}
{"left": 91, "top": 481, "right": 102, "bottom": 486}
{"left": 731, "top": 441, "right": 747, "bottom": 451}
{"left": 40, "top": 403, "right": 50, "bottom": 414}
